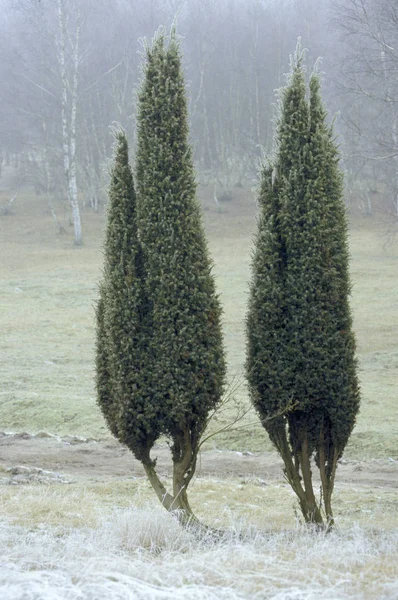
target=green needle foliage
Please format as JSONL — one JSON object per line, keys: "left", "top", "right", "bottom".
{"left": 246, "top": 45, "right": 360, "bottom": 528}
{"left": 96, "top": 131, "right": 158, "bottom": 462}
{"left": 133, "top": 30, "right": 226, "bottom": 525}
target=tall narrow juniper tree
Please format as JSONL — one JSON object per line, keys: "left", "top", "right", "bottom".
{"left": 246, "top": 46, "right": 360, "bottom": 527}
{"left": 135, "top": 31, "right": 226, "bottom": 524}
{"left": 97, "top": 32, "right": 225, "bottom": 527}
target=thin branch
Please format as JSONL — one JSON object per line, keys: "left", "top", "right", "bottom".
{"left": 78, "top": 60, "right": 124, "bottom": 98}
{"left": 21, "top": 74, "right": 58, "bottom": 99}
{"left": 198, "top": 405, "right": 253, "bottom": 449}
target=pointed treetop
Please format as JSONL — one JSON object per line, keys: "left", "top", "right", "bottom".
{"left": 140, "top": 23, "right": 182, "bottom": 63}
{"left": 311, "top": 56, "right": 324, "bottom": 79}
{"left": 110, "top": 127, "right": 129, "bottom": 164}
{"left": 288, "top": 38, "right": 307, "bottom": 79}
{"left": 109, "top": 122, "right": 127, "bottom": 145}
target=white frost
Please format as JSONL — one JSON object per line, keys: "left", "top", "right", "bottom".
{"left": 0, "top": 508, "right": 397, "bottom": 600}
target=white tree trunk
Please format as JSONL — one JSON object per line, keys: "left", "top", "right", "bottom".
{"left": 58, "top": 0, "right": 82, "bottom": 245}
{"left": 381, "top": 48, "right": 398, "bottom": 219}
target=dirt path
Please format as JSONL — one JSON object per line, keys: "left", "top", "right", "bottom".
{"left": 0, "top": 432, "right": 397, "bottom": 488}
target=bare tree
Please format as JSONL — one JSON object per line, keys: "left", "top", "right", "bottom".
{"left": 332, "top": 0, "right": 398, "bottom": 223}
{"left": 3, "top": 0, "right": 84, "bottom": 242}
{"left": 0, "top": 0, "right": 341, "bottom": 219}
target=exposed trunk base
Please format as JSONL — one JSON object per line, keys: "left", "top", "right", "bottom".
{"left": 318, "top": 428, "right": 338, "bottom": 529}
{"left": 141, "top": 435, "right": 218, "bottom": 537}
{"left": 274, "top": 422, "right": 337, "bottom": 531}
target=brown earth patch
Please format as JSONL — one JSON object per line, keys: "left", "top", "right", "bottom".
{"left": 1, "top": 432, "right": 397, "bottom": 488}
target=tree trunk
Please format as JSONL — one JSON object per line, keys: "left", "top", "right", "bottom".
{"left": 142, "top": 453, "right": 206, "bottom": 532}
{"left": 58, "top": 0, "right": 82, "bottom": 246}
{"left": 275, "top": 424, "right": 325, "bottom": 527}
{"left": 318, "top": 428, "right": 338, "bottom": 530}
{"left": 381, "top": 47, "right": 398, "bottom": 220}
{"left": 298, "top": 435, "right": 323, "bottom": 525}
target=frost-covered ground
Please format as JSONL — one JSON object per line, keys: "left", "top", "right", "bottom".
{"left": 1, "top": 506, "right": 398, "bottom": 600}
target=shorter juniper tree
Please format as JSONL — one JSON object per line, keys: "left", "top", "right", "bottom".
{"left": 96, "top": 131, "right": 159, "bottom": 463}
{"left": 246, "top": 46, "right": 360, "bottom": 527}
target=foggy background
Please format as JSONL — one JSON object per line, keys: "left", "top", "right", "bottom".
{"left": 0, "top": 0, "right": 397, "bottom": 227}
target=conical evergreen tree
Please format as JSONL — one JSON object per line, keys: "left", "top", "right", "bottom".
{"left": 246, "top": 46, "right": 360, "bottom": 527}
{"left": 135, "top": 30, "right": 226, "bottom": 525}
{"left": 96, "top": 131, "right": 158, "bottom": 463}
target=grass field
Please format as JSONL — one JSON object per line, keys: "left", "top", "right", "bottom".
{"left": 0, "top": 188, "right": 397, "bottom": 456}
{"left": 0, "top": 188, "right": 397, "bottom": 599}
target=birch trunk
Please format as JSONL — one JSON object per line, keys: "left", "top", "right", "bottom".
{"left": 381, "top": 47, "right": 398, "bottom": 219}
{"left": 58, "top": 0, "right": 82, "bottom": 245}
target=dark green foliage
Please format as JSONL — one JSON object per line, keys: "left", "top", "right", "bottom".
{"left": 136, "top": 31, "right": 226, "bottom": 462}
{"left": 96, "top": 132, "right": 158, "bottom": 462}
{"left": 246, "top": 47, "right": 360, "bottom": 525}
{"left": 97, "top": 32, "right": 225, "bottom": 528}
{"left": 246, "top": 163, "right": 289, "bottom": 444}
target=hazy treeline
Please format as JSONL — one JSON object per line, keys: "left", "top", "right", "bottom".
{"left": 332, "top": 0, "right": 398, "bottom": 220}
{"left": 0, "top": 0, "right": 397, "bottom": 221}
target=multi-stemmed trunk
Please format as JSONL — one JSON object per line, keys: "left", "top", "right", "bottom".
{"left": 141, "top": 432, "right": 203, "bottom": 531}
{"left": 274, "top": 422, "right": 338, "bottom": 529}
